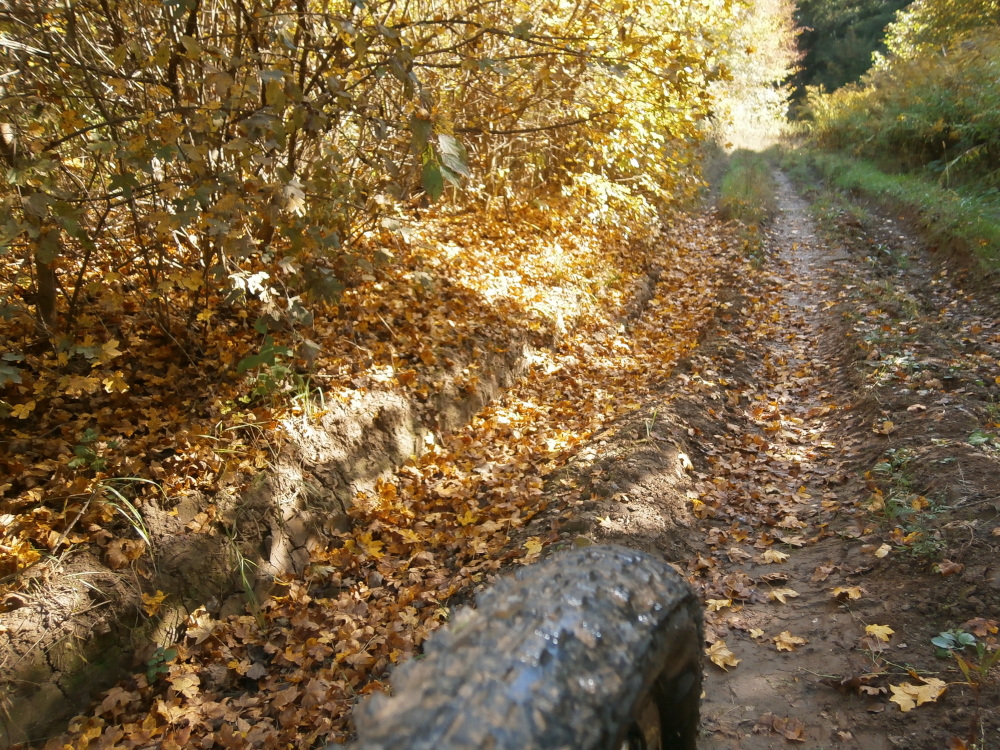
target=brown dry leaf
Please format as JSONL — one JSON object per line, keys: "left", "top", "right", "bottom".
{"left": 775, "top": 716, "right": 807, "bottom": 742}
{"left": 964, "top": 618, "right": 999, "bottom": 637}
{"left": 752, "top": 713, "right": 806, "bottom": 741}
{"left": 769, "top": 587, "right": 799, "bottom": 604}
{"left": 873, "top": 420, "right": 895, "bottom": 435}
{"left": 935, "top": 559, "right": 964, "bottom": 576}
{"left": 865, "top": 624, "right": 894, "bottom": 642}
{"left": 811, "top": 562, "right": 836, "bottom": 582}
{"left": 185, "top": 607, "right": 217, "bottom": 645}
{"left": 761, "top": 548, "right": 789, "bottom": 564}
{"left": 706, "top": 640, "right": 741, "bottom": 671}
{"left": 104, "top": 538, "right": 145, "bottom": 569}
{"left": 774, "top": 631, "right": 807, "bottom": 651}
{"left": 831, "top": 586, "right": 864, "bottom": 601}
{"left": 167, "top": 672, "right": 200, "bottom": 699}
{"left": 523, "top": 537, "right": 543, "bottom": 555}
{"left": 753, "top": 712, "right": 777, "bottom": 733}
{"left": 888, "top": 677, "right": 947, "bottom": 712}
{"left": 141, "top": 590, "right": 168, "bottom": 617}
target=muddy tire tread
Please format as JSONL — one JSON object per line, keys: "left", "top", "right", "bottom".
{"left": 348, "top": 545, "right": 702, "bottom": 750}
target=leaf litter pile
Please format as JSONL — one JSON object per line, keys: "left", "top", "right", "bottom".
{"left": 20, "top": 203, "right": 739, "bottom": 748}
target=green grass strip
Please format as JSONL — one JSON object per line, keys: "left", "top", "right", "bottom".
{"left": 717, "top": 149, "right": 778, "bottom": 226}
{"left": 779, "top": 147, "right": 1000, "bottom": 268}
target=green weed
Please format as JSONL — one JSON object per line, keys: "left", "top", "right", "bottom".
{"left": 718, "top": 149, "right": 778, "bottom": 226}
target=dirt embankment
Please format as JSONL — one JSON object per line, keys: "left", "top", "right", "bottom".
{"left": 2, "top": 341, "right": 532, "bottom": 746}
{"left": 3, "top": 218, "right": 679, "bottom": 748}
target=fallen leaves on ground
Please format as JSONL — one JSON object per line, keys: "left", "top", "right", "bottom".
{"left": 754, "top": 712, "right": 807, "bottom": 741}
{"left": 832, "top": 586, "right": 864, "bottom": 600}
{"left": 888, "top": 677, "right": 947, "bottom": 712}
{"left": 761, "top": 549, "right": 789, "bottom": 564}
{"left": 866, "top": 624, "right": 895, "bottom": 642}
{"left": 38, "top": 211, "right": 742, "bottom": 747}
{"left": 774, "top": 631, "right": 808, "bottom": 651}
{"left": 935, "top": 560, "right": 964, "bottom": 576}
{"left": 707, "top": 640, "right": 742, "bottom": 670}
{"left": 768, "top": 587, "right": 799, "bottom": 603}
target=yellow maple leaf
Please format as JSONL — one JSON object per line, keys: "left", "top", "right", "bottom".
{"left": 141, "top": 590, "right": 168, "bottom": 617}
{"left": 774, "top": 631, "right": 807, "bottom": 651}
{"left": 762, "top": 548, "right": 789, "bottom": 563}
{"left": 103, "top": 371, "right": 129, "bottom": 393}
{"left": 523, "top": 537, "right": 543, "bottom": 555}
{"left": 888, "top": 677, "right": 947, "bottom": 712}
{"left": 750, "top": 628, "right": 765, "bottom": 638}
{"left": 98, "top": 338, "right": 123, "bottom": 364}
{"left": 706, "top": 598, "right": 732, "bottom": 611}
{"left": 456, "top": 509, "right": 478, "bottom": 526}
{"left": 357, "top": 532, "right": 384, "bottom": 559}
{"left": 832, "top": 586, "right": 864, "bottom": 600}
{"left": 396, "top": 528, "right": 422, "bottom": 544}
{"left": 11, "top": 400, "right": 35, "bottom": 419}
{"left": 706, "top": 640, "right": 741, "bottom": 671}
{"left": 769, "top": 587, "right": 799, "bottom": 603}
{"left": 874, "top": 543, "right": 892, "bottom": 558}
{"left": 866, "top": 624, "right": 894, "bottom": 642}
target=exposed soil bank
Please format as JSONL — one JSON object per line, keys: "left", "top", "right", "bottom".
{"left": 1, "top": 342, "right": 530, "bottom": 746}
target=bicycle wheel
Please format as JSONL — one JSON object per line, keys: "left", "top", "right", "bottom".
{"left": 348, "top": 545, "right": 703, "bottom": 750}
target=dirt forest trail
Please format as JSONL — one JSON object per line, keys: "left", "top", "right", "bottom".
{"left": 19, "top": 166, "right": 1000, "bottom": 749}
{"left": 660, "top": 170, "right": 1000, "bottom": 749}
{"left": 694, "top": 172, "right": 888, "bottom": 749}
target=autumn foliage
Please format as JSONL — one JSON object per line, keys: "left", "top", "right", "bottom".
{"left": 0, "top": 0, "right": 802, "bottom": 742}
{"left": 802, "top": 0, "right": 1000, "bottom": 185}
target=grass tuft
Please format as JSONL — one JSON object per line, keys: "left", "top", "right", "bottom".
{"left": 718, "top": 149, "right": 778, "bottom": 226}
{"left": 715, "top": 149, "right": 778, "bottom": 257}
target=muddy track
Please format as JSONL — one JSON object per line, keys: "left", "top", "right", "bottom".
{"left": 540, "top": 169, "right": 1000, "bottom": 749}
{"left": 694, "top": 171, "right": 888, "bottom": 748}
{"left": 690, "top": 171, "right": 1000, "bottom": 749}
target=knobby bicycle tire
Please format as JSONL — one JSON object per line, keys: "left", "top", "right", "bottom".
{"left": 347, "top": 545, "right": 703, "bottom": 750}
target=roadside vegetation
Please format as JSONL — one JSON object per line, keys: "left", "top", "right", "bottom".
{"left": 715, "top": 149, "right": 779, "bottom": 257}
{"left": 796, "top": 0, "right": 1000, "bottom": 267}
{"left": 779, "top": 149, "right": 1000, "bottom": 263}
{"left": 0, "top": 0, "right": 793, "bottom": 597}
